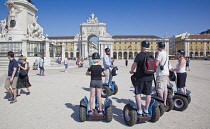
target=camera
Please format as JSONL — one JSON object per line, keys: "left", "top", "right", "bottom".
{"left": 160, "top": 65, "right": 164, "bottom": 70}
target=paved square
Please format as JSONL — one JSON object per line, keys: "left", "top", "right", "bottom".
{"left": 0, "top": 60, "right": 210, "bottom": 129}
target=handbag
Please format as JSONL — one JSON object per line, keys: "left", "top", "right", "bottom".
{"left": 169, "top": 71, "right": 176, "bottom": 81}
{"left": 19, "top": 70, "right": 27, "bottom": 76}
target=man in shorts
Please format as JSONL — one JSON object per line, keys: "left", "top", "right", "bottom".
{"left": 156, "top": 42, "right": 169, "bottom": 107}
{"left": 64, "top": 56, "right": 68, "bottom": 73}
{"left": 4, "top": 51, "right": 18, "bottom": 103}
{"left": 130, "top": 41, "right": 153, "bottom": 117}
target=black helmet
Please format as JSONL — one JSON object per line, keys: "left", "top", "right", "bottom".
{"left": 105, "top": 48, "right": 110, "bottom": 52}
{"left": 177, "top": 49, "right": 185, "bottom": 55}
{"left": 158, "top": 42, "right": 165, "bottom": 48}
{"left": 92, "top": 53, "right": 100, "bottom": 59}
{"left": 141, "top": 41, "right": 150, "bottom": 48}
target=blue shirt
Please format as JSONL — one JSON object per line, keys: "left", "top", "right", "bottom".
{"left": 8, "top": 58, "right": 18, "bottom": 77}
{"left": 103, "top": 55, "right": 111, "bottom": 68}
{"left": 89, "top": 58, "right": 93, "bottom": 65}
{"left": 39, "top": 59, "right": 44, "bottom": 67}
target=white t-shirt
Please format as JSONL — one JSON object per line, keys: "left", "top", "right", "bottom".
{"left": 156, "top": 51, "right": 169, "bottom": 76}
{"left": 64, "top": 58, "right": 67, "bottom": 64}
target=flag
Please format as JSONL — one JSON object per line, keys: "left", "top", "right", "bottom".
{"left": 127, "top": 45, "right": 131, "bottom": 49}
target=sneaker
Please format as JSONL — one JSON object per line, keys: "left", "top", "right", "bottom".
{"left": 26, "top": 92, "right": 30, "bottom": 95}
{"left": 143, "top": 111, "right": 151, "bottom": 118}
{"left": 8, "top": 97, "right": 13, "bottom": 101}
{"left": 10, "top": 98, "right": 17, "bottom": 103}
{"left": 17, "top": 94, "right": 21, "bottom": 97}
{"left": 137, "top": 112, "right": 143, "bottom": 116}
{"left": 88, "top": 110, "right": 94, "bottom": 115}
{"left": 42, "top": 74, "right": 45, "bottom": 76}
{"left": 98, "top": 110, "right": 103, "bottom": 115}
{"left": 164, "top": 105, "right": 169, "bottom": 111}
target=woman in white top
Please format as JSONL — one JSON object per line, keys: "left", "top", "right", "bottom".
{"left": 171, "top": 50, "right": 187, "bottom": 93}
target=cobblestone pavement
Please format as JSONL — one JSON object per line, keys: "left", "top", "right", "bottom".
{"left": 0, "top": 60, "right": 210, "bottom": 129}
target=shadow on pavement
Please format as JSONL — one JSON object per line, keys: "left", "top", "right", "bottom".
{"left": 82, "top": 87, "right": 90, "bottom": 91}
{"left": 4, "top": 92, "right": 11, "bottom": 99}
{"left": 20, "top": 89, "right": 28, "bottom": 95}
{"left": 65, "top": 103, "right": 81, "bottom": 122}
{"left": 112, "top": 105, "right": 129, "bottom": 126}
{"left": 112, "top": 97, "right": 128, "bottom": 104}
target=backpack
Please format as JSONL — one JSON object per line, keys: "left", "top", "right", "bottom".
{"left": 112, "top": 67, "right": 118, "bottom": 76}
{"left": 143, "top": 52, "right": 156, "bottom": 75}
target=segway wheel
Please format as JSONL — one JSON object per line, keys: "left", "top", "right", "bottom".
{"left": 79, "top": 106, "right": 87, "bottom": 122}
{"left": 105, "top": 106, "right": 113, "bottom": 122}
{"left": 166, "top": 98, "right": 174, "bottom": 112}
{"left": 149, "top": 107, "right": 160, "bottom": 122}
{"left": 101, "top": 86, "right": 111, "bottom": 98}
{"left": 187, "top": 95, "right": 191, "bottom": 104}
{"left": 173, "top": 95, "right": 189, "bottom": 111}
{"left": 112, "top": 84, "right": 118, "bottom": 95}
{"left": 168, "top": 88, "right": 174, "bottom": 95}
{"left": 159, "top": 103, "right": 165, "bottom": 117}
{"left": 123, "top": 104, "right": 137, "bottom": 126}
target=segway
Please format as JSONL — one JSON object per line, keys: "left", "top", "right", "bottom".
{"left": 123, "top": 99, "right": 160, "bottom": 126}
{"left": 101, "top": 67, "right": 118, "bottom": 98}
{"left": 170, "top": 70, "right": 191, "bottom": 111}
{"left": 165, "top": 82, "right": 174, "bottom": 112}
{"left": 79, "top": 95, "right": 113, "bottom": 122}
{"left": 173, "top": 88, "right": 191, "bottom": 111}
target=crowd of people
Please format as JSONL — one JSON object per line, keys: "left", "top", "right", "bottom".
{"left": 85, "top": 41, "right": 188, "bottom": 116}
{"left": 4, "top": 41, "right": 188, "bottom": 112}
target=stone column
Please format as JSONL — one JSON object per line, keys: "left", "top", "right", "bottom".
{"left": 204, "top": 42, "right": 207, "bottom": 57}
{"left": 185, "top": 42, "right": 188, "bottom": 57}
{"left": 99, "top": 43, "right": 104, "bottom": 58}
{"left": 84, "top": 43, "right": 88, "bottom": 58}
{"left": 133, "top": 51, "right": 135, "bottom": 59}
{"left": 122, "top": 51, "right": 124, "bottom": 59}
{"left": 21, "top": 39, "right": 28, "bottom": 57}
{"left": 44, "top": 39, "right": 50, "bottom": 65}
{"left": 116, "top": 52, "right": 118, "bottom": 60}
{"left": 68, "top": 52, "right": 70, "bottom": 58}
{"left": 53, "top": 46, "right": 56, "bottom": 57}
{"left": 61, "top": 43, "right": 65, "bottom": 60}
{"left": 73, "top": 43, "right": 77, "bottom": 58}
{"left": 198, "top": 51, "right": 200, "bottom": 57}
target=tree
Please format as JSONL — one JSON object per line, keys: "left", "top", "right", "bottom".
{"left": 199, "top": 29, "right": 210, "bottom": 34}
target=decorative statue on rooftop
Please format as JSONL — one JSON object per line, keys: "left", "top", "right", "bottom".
{"left": 87, "top": 13, "right": 98, "bottom": 23}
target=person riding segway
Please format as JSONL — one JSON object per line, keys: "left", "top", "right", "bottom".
{"left": 102, "top": 48, "right": 118, "bottom": 98}
{"left": 79, "top": 53, "right": 113, "bottom": 122}
{"left": 171, "top": 50, "right": 191, "bottom": 111}
{"left": 124, "top": 41, "right": 161, "bottom": 126}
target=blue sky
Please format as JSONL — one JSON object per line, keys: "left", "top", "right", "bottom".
{"left": 0, "top": 0, "right": 210, "bottom": 38}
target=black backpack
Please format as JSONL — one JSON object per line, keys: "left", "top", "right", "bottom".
{"left": 112, "top": 67, "right": 118, "bottom": 76}
{"left": 143, "top": 52, "right": 156, "bottom": 75}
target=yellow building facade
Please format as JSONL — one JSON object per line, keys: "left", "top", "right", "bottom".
{"left": 112, "top": 35, "right": 169, "bottom": 59}
{"left": 175, "top": 34, "right": 210, "bottom": 58}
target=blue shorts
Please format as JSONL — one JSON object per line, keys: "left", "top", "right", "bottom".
{"left": 65, "top": 64, "right": 68, "bottom": 68}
